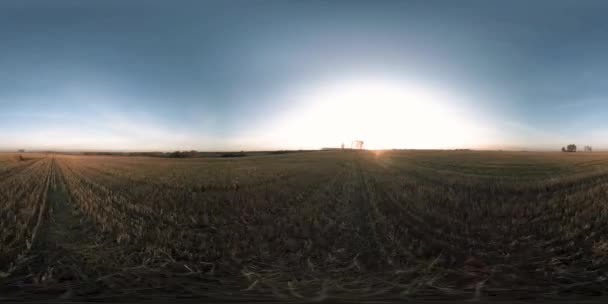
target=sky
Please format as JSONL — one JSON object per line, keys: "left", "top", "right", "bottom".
{"left": 1, "top": 0, "right": 608, "bottom": 151}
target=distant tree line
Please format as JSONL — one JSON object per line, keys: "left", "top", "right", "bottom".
{"left": 561, "top": 144, "right": 577, "bottom": 152}
{"left": 561, "top": 144, "right": 593, "bottom": 153}
{"left": 167, "top": 151, "right": 197, "bottom": 158}
{"left": 169, "top": 151, "right": 247, "bottom": 158}
{"left": 80, "top": 150, "right": 315, "bottom": 158}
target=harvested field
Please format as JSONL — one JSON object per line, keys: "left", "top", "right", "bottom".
{"left": 2, "top": 150, "right": 608, "bottom": 301}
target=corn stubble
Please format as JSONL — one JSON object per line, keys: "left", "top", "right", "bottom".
{"left": 1, "top": 150, "right": 608, "bottom": 301}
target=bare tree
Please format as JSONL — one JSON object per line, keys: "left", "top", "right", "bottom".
{"left": 584, "top": 145, "right": 593, "bottom": 152}
{"left": 351, "top": 140, "right": 364, "bottom": 149}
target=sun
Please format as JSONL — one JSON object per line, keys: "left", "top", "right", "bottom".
{"left": 253, "top": 78, "right": 486, "bottom": 150}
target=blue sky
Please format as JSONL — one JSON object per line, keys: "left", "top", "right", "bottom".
{"left": 1, "top": 0, "right": 608, "bottom": 151}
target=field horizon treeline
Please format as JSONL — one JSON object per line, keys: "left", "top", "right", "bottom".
{"left": 2, "top": 144, "right": 601, "bottom": 159}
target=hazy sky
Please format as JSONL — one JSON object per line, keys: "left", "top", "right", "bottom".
{"left": 1, "top": 0, "right": 608, "bottom": 151}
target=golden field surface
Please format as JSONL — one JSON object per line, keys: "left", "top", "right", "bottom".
{"left": 1, "top": 150, "right": 608, "bottom": 301}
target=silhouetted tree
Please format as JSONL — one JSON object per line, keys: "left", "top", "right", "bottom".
{"left": 566, "top": 144, "right": 577, "bottom": 152}
{"left": 561, "top": 147, "right": 566, "bottom": 152}
{"left": 169, "top": 151, "right": 187, "bottom": 158}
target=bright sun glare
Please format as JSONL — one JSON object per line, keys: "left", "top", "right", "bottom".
{"left": 256, "top": 78, "right": 486, "bottom": 150}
